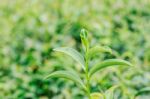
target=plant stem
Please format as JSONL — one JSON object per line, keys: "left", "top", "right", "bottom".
{"left": 85, "top": 47, "right": 91, "bottom": 99}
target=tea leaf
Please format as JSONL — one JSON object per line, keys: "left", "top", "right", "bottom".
{"left": 45, "top": 70, "right": 86, "bottom": 90}
{"left": 89, "top": 59, "right": 132, "bottom": 77}
{"left": 91, "top": 92, "right": 104, "bottom": 99}
{"left": 80, "top": 29, "right": 89, "bottom": 49}
{"left": 88, "top": 45, "right": 112, "bottom": 59}
{"left": 53, "top": 47, "right": 85, "bottom": 70}
{"left": 135, "top": 87, "right": 150, "bottom": 97}
{"left": 104, "top": 85, "right": 118, "bottom": 99}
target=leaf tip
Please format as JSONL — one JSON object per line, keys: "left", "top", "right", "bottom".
{"left": 43, "top": 76, "right": 49, "bottom": 80}
{"left": 80, "top": 28, "right": 88, "bottom": 38}
{"left": 53, "top": 48, "right": 58, "bottom": 51}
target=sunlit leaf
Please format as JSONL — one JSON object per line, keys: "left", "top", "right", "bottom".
{"left": 53, "top": 47, "right": 85, "bottom": 70}
{"left": 104, "top": 85, "right": 118, "bottom": 99}
{"left": 45, "top": 70, "right": 86, "bottom": 90}
{"left": 80, "top": 29, "right": 89, "bottom": 49}
{"left": 89, "top": 59, "right": 133, "bottom": 77}
{"left": 91, "top": 92, "right": 104, "bottom": 99}
{"left": 88, "top": 45, "right": 112, "bottom": 59}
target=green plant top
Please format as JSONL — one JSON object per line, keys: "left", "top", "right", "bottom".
{"left": 45, "top": 29, "right": 133, "bottom": 99}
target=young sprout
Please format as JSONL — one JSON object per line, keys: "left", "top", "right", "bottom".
{"left": 44, "top": 29, "right": 132, "bottom": 99}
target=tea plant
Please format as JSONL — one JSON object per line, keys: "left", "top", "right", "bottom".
{"left": 45, "top": 29, "right": 132, "bottom": 99}
{"left": 134, "top": 87, "right": 150, "bottom": 99}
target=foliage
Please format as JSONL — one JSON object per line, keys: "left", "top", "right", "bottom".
{"left": 0, "top": 0, "right": 150, "bottom": 99}
{"left": 45, "top": 29, "right": 132, "bottom": 99}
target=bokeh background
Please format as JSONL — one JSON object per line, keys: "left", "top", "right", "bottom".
{"left": 0, "top": 0, "right": 150, "bottom": 99}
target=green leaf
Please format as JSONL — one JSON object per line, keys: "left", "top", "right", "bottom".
{"left": 89, "top": 59, "right": 133, "bottom": 77}
{"left": 88, "top": 45, "right": 112, "bottom": 59}
{"left": 80, "top": 29, "right": 89, "bottom": 49}
{"left": 91, "top": 92, "right": 104, "bottom": 99}
{"left": 104, "top": 85, "right": 118, "bottom": 99}
{"left": 135, "top": 87, "right": 150, "bottom": 97}
{"left": 53, "top": 47, "right": 85, "bottom": 70}
{"left": 45, "top": 70, "right": 86, "bottom": 90}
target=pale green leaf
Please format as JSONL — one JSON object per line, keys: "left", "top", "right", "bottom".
{"left": 80, "top": 29, "right": 89, "bottom": 49}
{"left": 45, "top": 70, "right": 86, "bottom": 90}
{"left": 89, "top": 59, "right": 133, "bottom": 77}
{"left": 91, "top": 92, "right": 104, "bottom": 99}
{"left": 104, "top": 85, "right": 118, "bottom": 99}
{"left": 88, "top": 45, "right": 112, "bottom": 59}
{"left": 53, "top": 47, "right": 85, "bottom": 70}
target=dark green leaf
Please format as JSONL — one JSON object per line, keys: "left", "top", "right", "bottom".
{"left": 135, "top": 87, "right": 150, "bottom": 97}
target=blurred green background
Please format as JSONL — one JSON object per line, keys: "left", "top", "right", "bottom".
{"left": 0, "top": 0, "right": 150, "bottom": 99}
